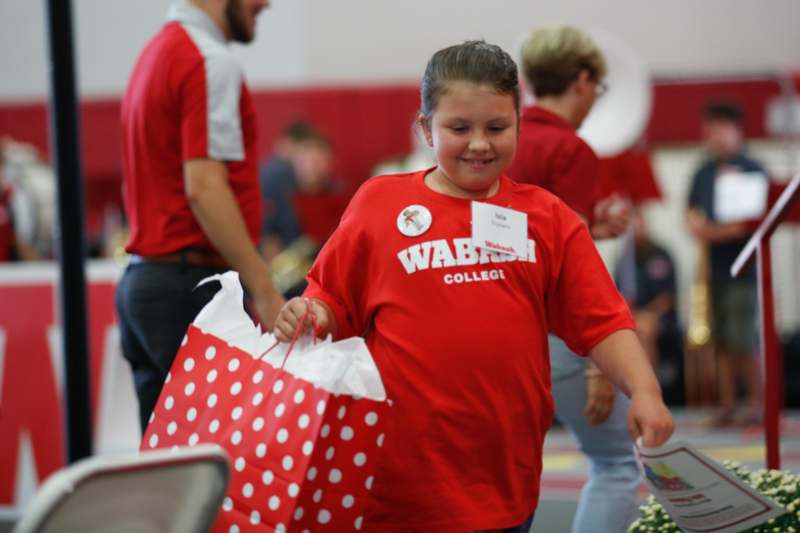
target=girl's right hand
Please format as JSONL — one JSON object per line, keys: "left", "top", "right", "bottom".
{"left": 274, "top": 297, "right": 332, "bottom": 342}
{"left": 627, "top": 392, "right": 675, "bottom": 448}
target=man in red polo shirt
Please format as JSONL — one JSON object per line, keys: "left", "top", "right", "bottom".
{"left": 116, "top": 0, "right": 283, "bottom": 431}
{"left": 506, "top": 26, "right": 639, "bottom": 533}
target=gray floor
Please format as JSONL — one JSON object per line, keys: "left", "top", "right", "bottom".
{"left": 531, "top": 498, "right": 578, "bottom": 532}
{"left": 531, "top": 408, "right": 800, "bottom": 532}
{"left": 0, "top": 503, "right": 575, "bottom": 532}
{"left": 4, "top": 409, "right": 797, "bottom": 532}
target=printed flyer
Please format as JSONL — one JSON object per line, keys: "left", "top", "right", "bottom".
{"left": 638, "top": 440, "right": 786, "bottom": 533}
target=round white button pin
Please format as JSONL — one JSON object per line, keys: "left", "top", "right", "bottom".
{"left": 397, "top": 205, "right": 432, "bottom": 237}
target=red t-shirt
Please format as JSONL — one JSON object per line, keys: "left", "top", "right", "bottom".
{"left": 506, "top": 106, "right": 599, "bottom": 219}
{"left": 304, "top": 169, "right": 633, "bottom": 531}
{"left": 292, "top": 190, "right": 348, "bottom": 245}
{"left": 597, "top": 149, "right": 663, "bottom": 203}
{"left": 120, "top": 3, "right": 261, "bottom": 256}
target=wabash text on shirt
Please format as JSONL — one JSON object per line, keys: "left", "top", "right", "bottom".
{"left": 396, "top": 236, "right": 536, "bottom": 285}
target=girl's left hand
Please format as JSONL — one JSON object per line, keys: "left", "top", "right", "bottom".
{"left": 626, "top": 392, "right": 675, "bottom": 447}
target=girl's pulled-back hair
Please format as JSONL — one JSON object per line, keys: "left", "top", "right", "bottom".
{"left": 420, "top": 40, "right": 519, "bottom": 121}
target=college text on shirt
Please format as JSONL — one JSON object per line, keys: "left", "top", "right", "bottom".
{"left": 397, "top": 237, "right": 536, "bottom": 285}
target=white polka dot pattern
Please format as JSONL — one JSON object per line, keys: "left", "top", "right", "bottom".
{"left": 140, "top": 325, "right": 388, "bottom": 532}
{"left": 276, "top": 428, "right": 289, "bottom": 443}
{"left": 302, "top": 441, "right": 314, "bottom": 456}
{"left": 294, "top": 389, "right": 305, "bottom": 404}
{"left": 269, "top": 495, "right": 281, "bottom": 510}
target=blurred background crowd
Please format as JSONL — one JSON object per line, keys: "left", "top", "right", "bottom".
{"left": 1, "top": 0, "right": 800, "bottom": 422}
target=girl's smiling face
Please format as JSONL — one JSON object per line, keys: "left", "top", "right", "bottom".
{"left": 421, "top": 81, "right": 518, "bottom": 199}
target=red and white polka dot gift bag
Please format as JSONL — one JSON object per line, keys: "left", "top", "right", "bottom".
{"left": 142, "top": 273, "right": 389, "bottom": 532}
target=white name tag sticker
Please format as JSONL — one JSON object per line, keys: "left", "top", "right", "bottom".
{"left": 714, "top": 171, "right": 768, "bottom": 223}
{"left": 471, "top": 201, "right": 529, "bottom": 259}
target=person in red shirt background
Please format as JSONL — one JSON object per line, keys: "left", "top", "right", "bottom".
{"left": 274, "top": 40, "right": 673, "bottom": 532}
{"left": 508, "top": 26, "right": 641, "bottom": 533}
{"left": 260, "top": 122, "right": 348, "bottom": 297}
{"left": 506, "top": 25, "right": 642, "bottom": 533}
{"left": 115, "top": 0, "right": 284, "bottom": 431}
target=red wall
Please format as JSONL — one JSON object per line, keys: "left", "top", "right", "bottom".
{"left": 0, "top": 77, "right": 791, "bottom": 237}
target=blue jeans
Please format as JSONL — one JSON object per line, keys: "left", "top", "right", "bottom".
{"left": 115, "top": 262, "right": 225, "bottom": 431}
{"left": 549, "top": 336, "right": 642, "bottom": 533}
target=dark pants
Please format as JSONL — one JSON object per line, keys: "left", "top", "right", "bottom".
{"left": 473, "top": 513, "right": 535, "bottom": 533}
{"left": 115, "top": 262, "right": 225, "bottom": 432}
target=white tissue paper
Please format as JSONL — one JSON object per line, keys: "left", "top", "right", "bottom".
{"left": 193, "top": 271, "right": 386, "bottom": 401}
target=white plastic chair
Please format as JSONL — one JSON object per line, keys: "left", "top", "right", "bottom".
{"left": 13, "top": 444, "right": 229, "bottom": 533}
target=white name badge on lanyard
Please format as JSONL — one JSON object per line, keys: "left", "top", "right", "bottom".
{"left": 471, "top": 201, "right": 529, "bottom": 259}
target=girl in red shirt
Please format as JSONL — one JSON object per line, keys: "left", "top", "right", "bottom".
{"left": 274, "top": 40, "right": 673, "bottom": 532}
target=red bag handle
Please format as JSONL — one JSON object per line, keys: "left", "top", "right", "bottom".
{"left": 259, "top": 298, "right": 321, "bottom": 369}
